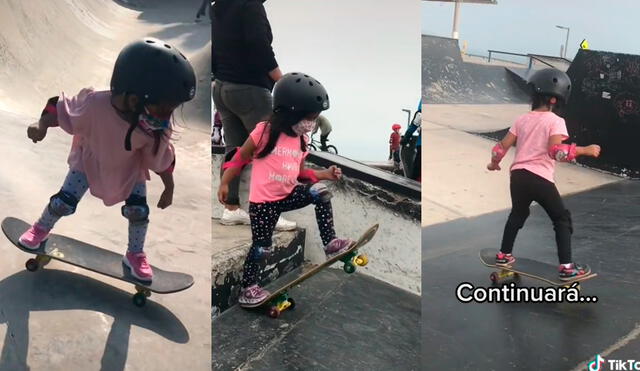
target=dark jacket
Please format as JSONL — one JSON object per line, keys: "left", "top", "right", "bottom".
{"left": 212, "top": 0, "right": 278, "bottom": 90}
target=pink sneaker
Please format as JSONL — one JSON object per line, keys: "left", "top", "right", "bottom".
{"left": 18, "top": 223, "right": 50, "bottom": 250}
{"left": 123, "top": 251, "right": 153, "bottom": 281}
{"left": 324, "top": 238, "right": 354, "bottom": 258}
{"left": 238, "top": 285, "right": 270, "bottom": 307}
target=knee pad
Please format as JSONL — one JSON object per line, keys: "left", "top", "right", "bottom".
{"left": 506, "top": 208, "right": 529, "bottom": 229}
{"left": 48, "top": 190, "right": 79, "bottom": 217}
{"left": 249, "top": 243, "right": 272, "bottom": 260}
{"left": 554, "top": 209, "right": 573, "bottom": 234}
{"left": 308, "top": 183, "right": 332, "bottom": 203}
{"left": 121, "top": 195, "right": 149, "bottom": 224}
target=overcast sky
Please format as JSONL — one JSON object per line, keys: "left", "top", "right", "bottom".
{"left": 422, "top": 0, "right": 640, "bottom": 59}
{"left": 266, "top": 0, "right": 421, "bottom": 161}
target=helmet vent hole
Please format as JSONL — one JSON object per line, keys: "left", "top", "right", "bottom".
{"left": 295, "top": 78, "right": 301, "bottom": 83}
{"left": 145, "top": 39, "right": 155, "bottom": 44}
{"left": 292, "top": 72, "right": 298, "bottom": 75}
{"left": 164, "top": 44, "right": 171, "bottom": 49}
{"left": 308, "top": 81, "right": 314, "bottom": 86}
{"left": 553, "top": 77, "right": 558, "bottom": 83}
{"left": 316, "top": 96, "right": 322, "bottom": 102}
{"left": 179, "top": 52, "right": 186, "bottom": 60}
{"left": 304, "top": 74, "right": 309, "bottom": 77}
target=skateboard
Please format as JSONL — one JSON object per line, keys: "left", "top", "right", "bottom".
{"left": 2, "top": 217, "right": 194, "bottom": 307}
{"left": 245, "top": 224, "right": 379, "bottom": 318}
{"left": 479, "top": 248, "right": 597, "bottom": 288}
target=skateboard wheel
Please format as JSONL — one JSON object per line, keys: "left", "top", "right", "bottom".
{"left": 343, "top": 262, "right": 356, "bottom": 274}
{"left": 36, "top": 255, "right": 51, "bottom": 267}
{"left": 489, "top": 272, "right": 499, "bottom": 284}
{"left": 132, "top": 293, "right": 147, "bottom": 307}
{"left": 355, "top": 255, "right": 368, "bottom": 266}
{"left": 268, "top": 307, "right": 280, "bottom": 319}
{"left": 25, "top": 258, "right": 39, "bottom": 272}
{"left": 288, "top": 298, "right": 296, "bottom": 310}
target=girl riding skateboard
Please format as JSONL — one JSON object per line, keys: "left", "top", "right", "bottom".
{"left": 19, "top": 38, "right": 196, "bottom": 282}
{"left": 218, "top": 72, "right": 354, "bottom": 307}
{"left": 487, "top": 68, "right": 601, "bottom": 281}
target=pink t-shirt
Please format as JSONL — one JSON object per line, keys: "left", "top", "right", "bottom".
{"left": 509, "top": 111, "right": 569, "bottom": 183}
{"left": 248, "top": 122, "right": 308, "bottom": 203}
{"left": 56, "top": 89, "right": 175, "bottom": 206}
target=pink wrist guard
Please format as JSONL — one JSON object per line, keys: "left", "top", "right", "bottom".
{"left": 298, "top": 169, "right": 319, "bottom": 183}
{"left": 222, "top": 148, "right": 251, "bottom": 170}
{"left": 549, "top": 143, "right": 577, "bottom": 162}
{"left": 491, "top": 143, "right": 507, "bottom": 163}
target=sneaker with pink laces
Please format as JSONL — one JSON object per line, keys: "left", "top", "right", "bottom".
{"left": 324, "top": 238, "right": 355, "bottom": 258}
{"left": 238, "top": 284, "right": 270, "bottom": 307}
{"left": 18, "top": 223, "right": 50, "bottom": 250}
{"left": 123, "top": 251, "right": 153, "bottom": 281}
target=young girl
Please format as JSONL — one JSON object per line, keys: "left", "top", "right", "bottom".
{"left": 488, "top": 68, "right": 600, "bottom": 280}
{"left": 20, "top": 37, "right": 196, "bottom": 282}
{"left": 218, "top": 72, "right": 354, "bottom": 306}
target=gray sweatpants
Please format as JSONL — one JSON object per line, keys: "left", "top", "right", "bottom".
{"left": 212, "top": 79, "right": 273, "bottom": 206}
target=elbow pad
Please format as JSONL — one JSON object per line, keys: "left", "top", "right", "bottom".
{"left": 549, "top": 143, "right": 577, "bottom": 162}
{"left": 298, "top": 169, "right": 319, "bottom": 183}
{"left": 222, "top": 148, "right": 251, "bottom": 170}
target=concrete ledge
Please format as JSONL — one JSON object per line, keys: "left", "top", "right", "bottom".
{"left": 211, "top": 221, "right": 305, "bottom": 317}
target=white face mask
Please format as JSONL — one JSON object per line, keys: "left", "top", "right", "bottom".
{"left": 292, "top": 119, "right": 317, "bottom": 136}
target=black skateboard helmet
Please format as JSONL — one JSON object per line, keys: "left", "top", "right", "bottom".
{"left": 110, "top": 38, "right": 196, "bottom": 108}
{"left": 528, "top": 68, "right": 572, "bottom": 103}
{"left": 272, "top": 72, "right": 329, "bottom": 114}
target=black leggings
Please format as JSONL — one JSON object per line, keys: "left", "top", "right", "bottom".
{"left": 241, "top": 185, "right": 336, "bottom": 287}
{"left": 500, "top": 169, "right": 573, "bottom": 264}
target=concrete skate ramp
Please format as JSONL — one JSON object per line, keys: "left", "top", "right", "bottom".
{"left": 0, "top": 1, "right": 211, "bottom": 370}
{"left": 0, "top": 0, "right": 211, "bottom": 126}
{"left": 422, "top": 35, "right": 530, "bottom": 104}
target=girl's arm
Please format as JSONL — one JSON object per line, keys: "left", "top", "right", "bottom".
{"left": 299, "top": 162, "right": 342, "bottom": 182}
{"left": 218, "top": 137, "right": 257, "bottom": 203}
{"left": 157, "top": 168, "right": 175, "bottom": 209}
{"left": 547, "top": 135, "right": 601, "bottom": 161}
{"left": 487, "top": 132, "right": 516, "bottom": 171}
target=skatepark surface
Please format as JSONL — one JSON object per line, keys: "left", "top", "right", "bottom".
{"left": 213, "top": 268, "right": 420, "bottom": 371}
{"left": 422, "top": 93, "right": 638, "bottom": 369}
{"left": 0, "top": 1, "right": 211, "bottom": 370}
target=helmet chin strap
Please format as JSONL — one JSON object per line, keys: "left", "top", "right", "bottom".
{"left": 122, "top": 93, "right": 146, "bottom": 151}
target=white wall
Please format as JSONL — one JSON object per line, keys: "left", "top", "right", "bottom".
{"left": 265, "top": 0, "right": 421, "bottom": 162}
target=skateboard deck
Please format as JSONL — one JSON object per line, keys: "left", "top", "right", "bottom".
{"left": 246, "top": 224, "right": 379, "bottom": 318}
{"left": 2, "top": 217, "right": 194, "bottom": 307}
{"left": 479, "top": 248, "right": 597, "bottom": 286}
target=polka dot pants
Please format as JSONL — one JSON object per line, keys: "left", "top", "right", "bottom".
{"left": 241, "top": 184, "right": 336, "bottom": 288}
{"left": 37, "top": 169, "right": 148, "bottom": 253}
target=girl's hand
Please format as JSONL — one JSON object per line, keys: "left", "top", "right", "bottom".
{"left": 217, "top": 183, "right": 229, "bottom": 204}
{"left": 27, "top": 122, "right": 47, "bottom": 143}
{"left": 487, "top": 162, "right": 501, "bottom": 171}
{"left": 585, "top": 144, "right": 601, "bottom": 158}
{"left": 325, "top": 165, "right": 342, "bottom": 181}
{"left": 157, "top": 187, "right": 173, "bottom": 209}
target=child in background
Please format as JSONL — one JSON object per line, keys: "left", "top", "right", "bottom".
{"left": 389, "top": 123, "right": 402, "bottom": 171}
